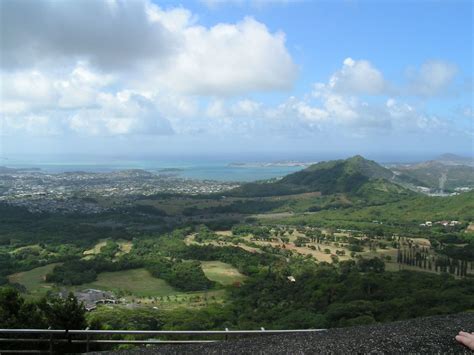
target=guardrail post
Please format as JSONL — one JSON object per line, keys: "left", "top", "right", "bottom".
{"left": 66, "top": 328, "right": 72, "bottom": 351}
{"left": 225, "top": 328, "right": 229, "bottom": 341}
{"left": 85, "top": 327, "right": 90, "bottom": 353}
{"left": 48, "top": 326, "right": 53, "bottom": 355}
{"left": 261, "top": 327, "right": 265, "bottom": 332}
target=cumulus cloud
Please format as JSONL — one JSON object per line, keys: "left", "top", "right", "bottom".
{"left": 328, "top": 57, "right": 387, "bottom": 95}
{"left": 145, "top": 16, "right": 297, "bottom": 95}
{"left": 1, "top": 89, "right": 174, "bottom": 137}
{"left": 0, "top": 0, "right": 176, "bottom": 70}
{"left": 319, "top": 57, "right": 460, "bottom": 98}
{"left": 1, "top": 0, "right": 296, "bottom": 96}
{"left": 0, "top": 62, "right": 175, "bottom": 136}
{"left": 0, "top": 0, "right": 300, "bottom": 138}
{"left": 198, "top": 92, "right": 436, "bottom": 138}
{"left": 0, "top": 63, "right": 114, "bottom": 115}
{"left": 0, "top": 0, "right": 466, "bottom": 142}
{"left": 68, "top": 91, "right": 173, "bottom": 136}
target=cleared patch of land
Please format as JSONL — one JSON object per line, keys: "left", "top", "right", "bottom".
{"left": 8, "top": 263, "right": 59, "bottom": 299}
{"left": 127, "top": 289, "right": 227, "bottom": 310}
{"left": 80, "top": 268, "right": 177, "bottom": 297}
{"left": 83, "top": 240, "right": 107, "bottom": 256}
{"left": 185, "top": 234, "right": 262, "bottom": 253}
{"left": 83, "top": 239, "right": 133, "bottom": 260}
{"left": 466, "top": 223, "right": 474, "bottom": 232}
{"left": 252, "top": 212, "right": 295, "bottom": 219}
{"left": 8, "top": 264, "right": 228, "bottom": 309}
{"left": 201, "top": 261, "right": 246, "bottom": 285}
{"left": 114, "top": 240, "right": 133, "bottom": 257}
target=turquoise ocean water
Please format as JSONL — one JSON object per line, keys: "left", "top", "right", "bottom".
{"left": 1, "top": 153, "right": 435, "bottom": 182}
{"left": 1, "top": 156, "right": 306, "bottom": 182}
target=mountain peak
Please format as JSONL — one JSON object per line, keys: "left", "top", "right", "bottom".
{"left": 347, "top": 154, "right": 366, "bottom": 161}
{"left": 229, "top": 156, "right": 408, "bottom": 197}
{"left": 278, "top": 155, "right": 393, "bottom": 194}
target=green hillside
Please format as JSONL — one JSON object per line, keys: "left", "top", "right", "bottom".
{"left": 228, "top": 156, "right": 410, "bottom": 199}
{"left": 392, "top": 162, "right": 474, "bottom": 191}
{"left": 269, "top": 190, "right": 474, "bottom": 229}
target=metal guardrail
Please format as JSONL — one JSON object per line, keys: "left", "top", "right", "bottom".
{"left": 0, "top": 328, "right": 326, "bottom": 354}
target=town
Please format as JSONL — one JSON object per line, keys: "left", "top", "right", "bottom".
{"left": 0, "top": 167, "right": 239, "bottom": 214}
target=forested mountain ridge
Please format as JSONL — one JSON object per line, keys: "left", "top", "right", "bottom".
{"left": 228, "top": 155, "right": 415, "bottom": 197}
{"left": 391, "top": 160, "right": 474, "bottom": 191}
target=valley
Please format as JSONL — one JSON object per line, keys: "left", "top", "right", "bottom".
{"left": 1, "top": 155, "right": 473, "bottom": 332}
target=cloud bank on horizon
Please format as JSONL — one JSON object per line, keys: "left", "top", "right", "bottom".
{"left": 0, "top": 0, "right": 472, "bottom": 156}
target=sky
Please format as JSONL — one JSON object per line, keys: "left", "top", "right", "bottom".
{"left": 0, "top": 0, "right": 473, "bottom": 161}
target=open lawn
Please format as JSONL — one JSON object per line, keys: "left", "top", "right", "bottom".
{"left": 80, "top": 268, "right": 177, "bottom": 297}
{"left": 80, "top": 267, "right": 229, "bottom": 310}
{"left": 8, "top": 263, "right": 60, "bottom": 299}
{"left": 201, "top": 261, "right": 246, "bottom": 285}
{"left": 8, "top": 264, "right": 230, "bottom": 308}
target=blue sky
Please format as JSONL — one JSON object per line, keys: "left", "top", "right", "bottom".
{"left": 0, "top": 0, "right": 472, "bottom": 160}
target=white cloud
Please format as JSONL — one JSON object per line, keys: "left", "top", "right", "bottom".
{"left": 328, "top": 57, "right": 387, "bottom": 95}
{"left": 1, "top": 0, "right": 296, "bottom": 96}
{"left": 0, "top": 63, "right": 114, "bottom": 115}
{"left": 1, "top": 114, "right": 60, "bottom": 136}
{"left": 318, "top": 57, "right": 460, "bottom": 98}
{"left": 0, "top": 65, "right": 175, "bottom": 136}
{"left": 67, "top": 91, "right": 173, "bottom": 136}
{"left": 232, "top": 100, "right": 262, "bottom": 116}
{"left": 406, "top": 60, "right": 458, "bottom": 97}
{"left": 385, "top": 98, "right": 446, "bottom": 132}
{"left": 0, "top": 0, "right": 466, "bottom": 143}
{"left": 146, "top": 16, "right": 297, "bottom": 95}
{"left": 0, "top": 70, "right": 56, "bottom": 110}
{"left": 0, "top": 0, "right": 176, "bottom": 71}
{"left": 1, "top": 0, "right": 299, "bottom": 137}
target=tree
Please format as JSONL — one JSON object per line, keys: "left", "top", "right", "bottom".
{"left": 357, "top": 257, "right": 385, "bottom": 273}
{"left": 0, "top": 288, "right": 45, "bottom": 328}
{"left": 39, "top": 293, "right": 86, "bottom": 330}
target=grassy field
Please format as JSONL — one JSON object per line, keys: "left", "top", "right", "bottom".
{"left": 8, "top": 264, "right": 228, "bottom": 308}
{"left": 81, "top": 268, "right": 229, "bottom": 309}
{"left": 80, "top": 268, "right": 177, "bottom": 297}
{"left": 201, "top": 261, "right": 246, "bottom": 285}
{"left": 8, "top": 263, "right": 59, "bottom": 299}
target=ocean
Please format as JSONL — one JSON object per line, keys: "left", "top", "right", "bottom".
{"left": 1, "top": 152, "right": 439, "bottom": 182}
{"left": 0, "top": 155, "right": 306, "bottom": 182}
